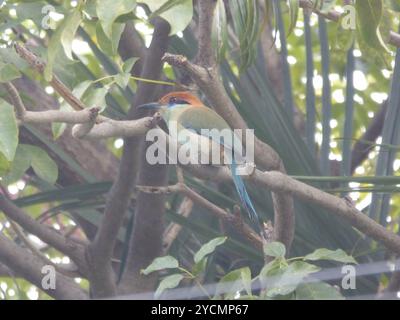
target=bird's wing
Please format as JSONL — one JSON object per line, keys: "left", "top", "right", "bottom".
{"left": 177, "top": 106, "right": 240, "bottom": 150}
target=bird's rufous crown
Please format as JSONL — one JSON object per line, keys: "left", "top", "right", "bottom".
{"left": 158, "top": 91, "right": 204, "bottom": 107}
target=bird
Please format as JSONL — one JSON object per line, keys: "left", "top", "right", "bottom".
{"left": 139, "top": 91, "right": 263, "bottom": 235}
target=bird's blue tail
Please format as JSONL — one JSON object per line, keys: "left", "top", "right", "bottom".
{"left": 230, "top": 159, "right": 263, "bottom": 235}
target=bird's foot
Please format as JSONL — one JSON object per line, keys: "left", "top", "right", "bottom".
{"left": 145, "top": 112, "right": 162, "bottom": 128}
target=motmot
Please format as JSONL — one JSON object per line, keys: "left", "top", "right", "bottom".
{"left": 139, "top": 91, "right": 263, "bottom": 235}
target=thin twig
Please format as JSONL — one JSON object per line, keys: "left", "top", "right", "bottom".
{"left": 14, "top": 43, "right": 87, "bottom": 112}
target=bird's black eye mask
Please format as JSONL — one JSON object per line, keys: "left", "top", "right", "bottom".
{"left": 168, "top": 97, "right": 188, "bottom": 106}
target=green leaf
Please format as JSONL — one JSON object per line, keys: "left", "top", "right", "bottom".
{"left": 84, "top": 0, "right": 98, "bottom": 17}
{"left": 355, "top": 0, "right": 390, "bottom": 54}
{"left": 191, "top": 258, "right": 207, "bottom": 277}
{"left": 0, "top": 98, "right": 18, "bottom": 161}
{"left": 28, "top": 145, "right": 58, "bottom": 185}
{"left": 51, "top": 103, "right": 73, "bottom": 140}
{"left": 122, "top": 57, "right": 140, "bottom": 73}
{"left": 287, "top": 0, "right": 299, "bottom": 36}
{"left": 194, "top": 236, "right": 227, "bottom": 263}
{"left": 0, "top": 152, "right": 10, "bottom": 178}
{"left": 230, "top": 0, "right": 260, "bottom": 71}
{"left": 61, "top": 9, "right": 82, "bottom": 60}
{"left": 15, "top": 2, "right": 51, "bottom": 25}
{"left": 377, "top": 5, "right": 393, "bottom": 46}
{"left": 296, "top": 282, "right": 344, "bottom": 300}
{"left": 240, "top": 267, "right": 252, "bottom": 295}
{"left": 263, "top": 241, "right": 286, "bottom": 258}
{"left": 51, "top": 121, "right": 66, "bottom": 141}
{"left": 52, "top": 81, "right": 91, "bottom": 139}
{"left": 96, "top": 21, "right": 125, "bottom": 56}
{"left": 115, "top": 72, "right": 131, "bottom": 89}
{"left": 72, "top": 80, "right": 93, "bottom": 99}
{"left": 0, "top": 62, "right": 21, "bottom": 82}
{"left": 144, "top": 0, "right": 193, "bottom": 35}
{"left": 259, "top": 258, "right": 283, "bottom": 281}
{"left": 0, "top": 47, "right": 29, "bottom": 71}
{"left": 216, "top": 267, "right": 252, "bottom": 298}
{"left": 155, "top": 274, "right": 184, "bottom": 298}
{"left": 83, "top": 87, "right": 108, "bottom": 112}
{"left": 389, "top": 0, "right": 400, "bottom": 11}
{"left": 259, "top": 257, "right": 286, "bottom": 288}
{"left": 266, "top": 261, "right": 321, "bottom": 298}
{"left": 1, "top": 144, "right": 58, "bottom": 185}
{"left": 45, "top": 9, "right": 82, "bottom": 81}
{"left": 334, "top": 7, "right": 355, "bottom": 52}
{"left": 1, "top": 145, "right": 31, "bottom": 185}
{"left": 96, "top": 0, "right": 136, "bottom": 38}
{"left": 304, "top": 248, "right": 357, "bottom": 264}
{"left": 141, "top": 256, "right": 179, "bottom": 275}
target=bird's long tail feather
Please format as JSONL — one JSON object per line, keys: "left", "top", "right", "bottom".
{"left": 230, "top": 158, "right": 263, "bottom": 236}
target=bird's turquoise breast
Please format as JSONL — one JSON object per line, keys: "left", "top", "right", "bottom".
{"left": 161, "top": 104, "right": 190, "bottom": 126}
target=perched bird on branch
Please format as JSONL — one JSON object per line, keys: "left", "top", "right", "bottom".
{"left": 139, "top": 91, "right": 263, "bottom": 236}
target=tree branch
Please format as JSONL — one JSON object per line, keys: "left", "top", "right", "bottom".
{"left": 4, "top": 77, "right": 160, "bottom": 142}
{"left": 12, "top": 76, "right": 119, "bottom": 190}
{"left": 195, "top": 0, "right": 217, "bottom": 67}
{"left": 14, "top": 43, "right": 104, "bottom": 117}
{"left": 117, "top": 18, "right": 171, "bottom": 295}
{"left": 0, "top": 195, "right": 88, "bottom": 275}
{"left": 4, "top": 81, "right": 100, "bottom": 124}
{"left": 0, "top": 233, "right": 87, "bottom": 300}
{"left": 72, "top": 115, "right": 161, "bottom": 139}
{"left": 87, "top": 18, "right": 171, "bottom": 298}
{"left": 7, "top": 218, "right": 79, "bottom": 277}
{"left": 181, "top": 162, "right": 400, "bottom": 255}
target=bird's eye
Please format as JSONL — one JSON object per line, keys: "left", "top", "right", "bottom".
{"left": 168, "top": 97, "right": 188, "bottom": 105}
{"left": 169, "top": 97, "right": 177, "bottom": 104}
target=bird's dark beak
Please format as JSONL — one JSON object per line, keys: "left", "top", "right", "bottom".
{"left": 137, "top": 102, "right": 162, "bottom": 110}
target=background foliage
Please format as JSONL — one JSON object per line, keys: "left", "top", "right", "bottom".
{"left": 0, "top": 0, "right": 399, "bottom": 299}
